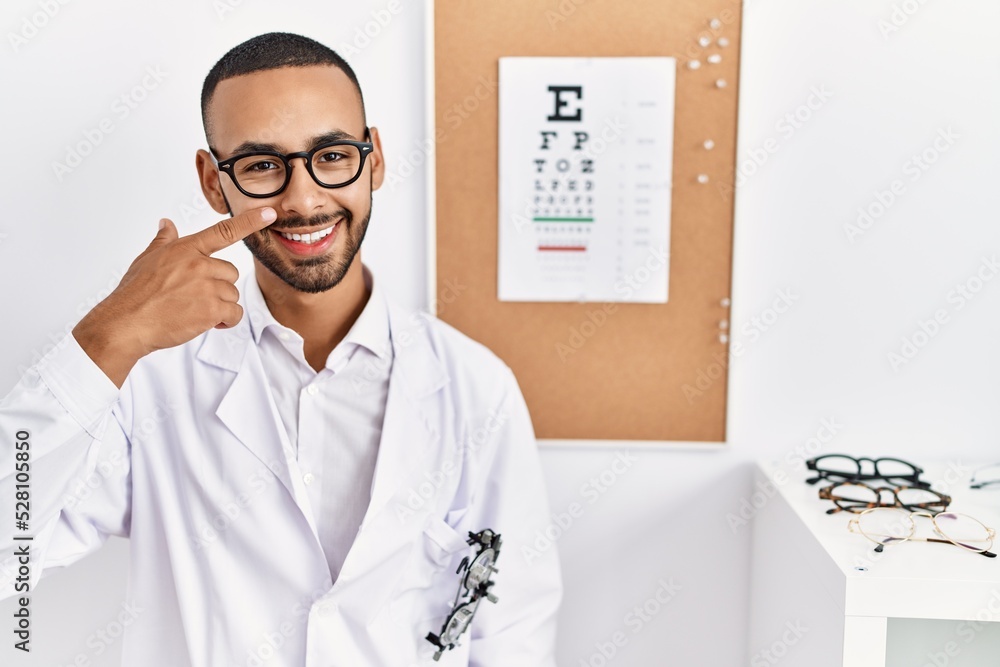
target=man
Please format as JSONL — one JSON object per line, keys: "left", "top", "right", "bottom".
{"left": 0, "top": 32, "right": 561, "bottom": 666}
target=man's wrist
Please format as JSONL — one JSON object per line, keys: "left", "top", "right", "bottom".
{"left": 72, "top": 309, "right": 145, "bottom": 388}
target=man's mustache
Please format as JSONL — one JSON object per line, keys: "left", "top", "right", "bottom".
{"left": 268, "top": 210, "right": 350, "bottom": 231}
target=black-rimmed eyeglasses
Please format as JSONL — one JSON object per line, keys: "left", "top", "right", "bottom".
{"left": 213, "top": 128, "right": 374, "bottom": 198}
{"left": 805, "top": 454, "right": 930, "bottom": 488}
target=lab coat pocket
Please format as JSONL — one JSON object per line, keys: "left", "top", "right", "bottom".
{"left": 423, "top": 514, "right": 470, "bottom": 564}
{"left": 389, "top": 515, "right": 470, "bottom": 626}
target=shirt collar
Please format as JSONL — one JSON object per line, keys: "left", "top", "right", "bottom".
{"left": 244, "top": 262, "right": 391, "bottom": 362}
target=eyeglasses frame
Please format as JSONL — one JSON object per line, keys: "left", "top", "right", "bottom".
{"left": 212, "top": 128, "right": 374, "bottom": 199}
{"left": 806, "top": 454, "right": 929, "bottom": 488}
{"left": 847, "top": 507, "right": 997, "bottom": 557}
{"left": 818, "top": 480, "right": 951, "bottom": 515}
{"left": 970, "top": 462, "right": 1000, "bottom": 490}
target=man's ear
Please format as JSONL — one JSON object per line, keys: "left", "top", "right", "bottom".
{"left": 195, "top": 149, "right": 233, "bottom": 215}
{"left": 367, "top": 126, "right": 385, "bottom": 192}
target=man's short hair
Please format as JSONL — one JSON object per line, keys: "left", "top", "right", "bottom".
{"left": 201, "top": 32, "right": 365, "bottom": 145}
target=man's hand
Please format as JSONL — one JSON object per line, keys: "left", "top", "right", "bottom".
{"left": 72, "top": 207, "right": 277, "bottom": 388}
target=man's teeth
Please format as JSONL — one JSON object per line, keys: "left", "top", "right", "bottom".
{"left": 278, "top": 223, "right": 337, "bottom": 244}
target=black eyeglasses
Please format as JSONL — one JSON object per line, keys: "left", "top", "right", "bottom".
{"left": 818, "top": 481, "right": 951, "bottom": 515}
{"left": 213, "top": 128, "right": 374, "bottom": 198}
{"left": 806, "top": 454, "right": 930, "bottom": 488}
{"left": 426, "top": 529, "right": 502, "bottom": 661}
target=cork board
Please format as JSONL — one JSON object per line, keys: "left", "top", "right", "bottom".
{"left": 432, "top": 0, "right": 741, "bottom": 442}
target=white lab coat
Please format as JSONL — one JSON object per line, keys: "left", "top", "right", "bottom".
{"left": 0, "top": 271, "right": 562, "bottom": 666}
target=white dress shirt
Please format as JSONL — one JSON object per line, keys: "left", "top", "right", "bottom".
{"left": 242, "top": 262, "right": 392, "bottom": 583}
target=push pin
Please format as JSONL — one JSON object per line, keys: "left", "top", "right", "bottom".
{"left": 703, "top": 139, "right": 715, "bottom": 150}
{"left": 697, "top": 174, "right": 709, "bottom": 184}
{"left": 707, "top": 54, "right": 722, "bottom": 65}
{"left": 715, "top": 79, "right": 727, "bottom": 89}
{"left": 698, "top": 36, "right": 712, "bottom": 47}
{"left": 687, "top": 59, "right": 702, "bottom": 70}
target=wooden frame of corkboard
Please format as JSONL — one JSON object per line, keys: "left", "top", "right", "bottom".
{"left": 427, "top": 0, "right": 741, "bottom": 443}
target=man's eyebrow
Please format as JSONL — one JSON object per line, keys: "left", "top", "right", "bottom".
{"left": 228, "top": 130, "right": 360, "bottom": 157}
{"left": 308, "top": 130, "right": 359, "bottom": 146}
{"left": 228, "top": 140, "right": 280, "bottom": 155}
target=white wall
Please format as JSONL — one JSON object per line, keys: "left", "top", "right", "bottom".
{"left": 2, "top": 0, "right": 999, "bottom": 665}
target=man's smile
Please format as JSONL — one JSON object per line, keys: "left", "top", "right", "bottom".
{"left": 269, "top": 220, "right": 340, "bottom": 255}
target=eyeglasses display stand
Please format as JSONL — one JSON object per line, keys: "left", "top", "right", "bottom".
{"left": 748, "top": 459, "right": 1000, "bottom": 667}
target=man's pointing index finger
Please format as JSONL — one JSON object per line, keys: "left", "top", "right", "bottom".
{"left": 186, "top": 207, "right": 277, "bottom": 255}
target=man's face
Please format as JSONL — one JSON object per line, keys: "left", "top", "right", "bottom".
{"left": 199, "top": 65, "right": 383, "bottom": 293}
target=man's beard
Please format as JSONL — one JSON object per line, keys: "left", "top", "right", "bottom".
{"left": 243, "top": 195, "right": 371, "bottom": 294}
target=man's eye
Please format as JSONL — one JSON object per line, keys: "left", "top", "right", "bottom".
{"left": 246, "top": 160, "right": 279, "bottom": 171}
{"left": 316, "top": 150, "right": 347, "bottom": 163}
{"left": 237, "top": 158, "right": 281, "bottom": 174}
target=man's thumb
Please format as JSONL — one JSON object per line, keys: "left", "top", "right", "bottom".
{"left": 153, "top": 218, "right": 179, "bottom": 243}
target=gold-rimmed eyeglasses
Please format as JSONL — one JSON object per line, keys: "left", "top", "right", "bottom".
{"left": 847, "top": 507, "right": 997, "bottom": 558}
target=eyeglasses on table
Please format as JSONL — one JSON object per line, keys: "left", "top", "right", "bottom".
{"left": 806, "top": 454, "right": 930, "bottom": 488}
{"left": 818, "top": 480, "right": 951, "bottom": 515}
{"left": 970, "top": 463, "right": 1000, "bottom": 490}
{"left": 847, "top": 507, "right": 997, "bottom": 558}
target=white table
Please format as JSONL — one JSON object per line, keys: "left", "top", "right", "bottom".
{"left": 748, "top": 459, "right": 1000, "bottom": 667}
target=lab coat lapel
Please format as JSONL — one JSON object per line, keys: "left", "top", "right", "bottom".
{"left": 195, "top": 320, "right": 301, "bottom": 511}
{"left": 364, "top": 300, "right": 450, "bottom": 523}
{"left": 194, "top": 291, "right": 451, "bottom": 531}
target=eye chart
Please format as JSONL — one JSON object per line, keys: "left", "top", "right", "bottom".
{"left": 497, "top": 57, "right": 675, "bottom": 303}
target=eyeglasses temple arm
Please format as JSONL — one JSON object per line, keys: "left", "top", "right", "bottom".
{"left": 920, "top": 537, "right": 998, "bottom": 557}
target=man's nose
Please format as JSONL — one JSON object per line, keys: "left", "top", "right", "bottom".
{"left": 278, "top": 157, "right": 324, "bottom": 216}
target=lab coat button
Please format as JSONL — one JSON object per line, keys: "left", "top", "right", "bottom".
{"left": 303, "top": 472, "right": 315, "bottom": 485}
{"left": 278, "top": 331, "right": 290, "bottom": 341}
{"left": 307, "top": 385, "right": 319, "bottom": 396}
